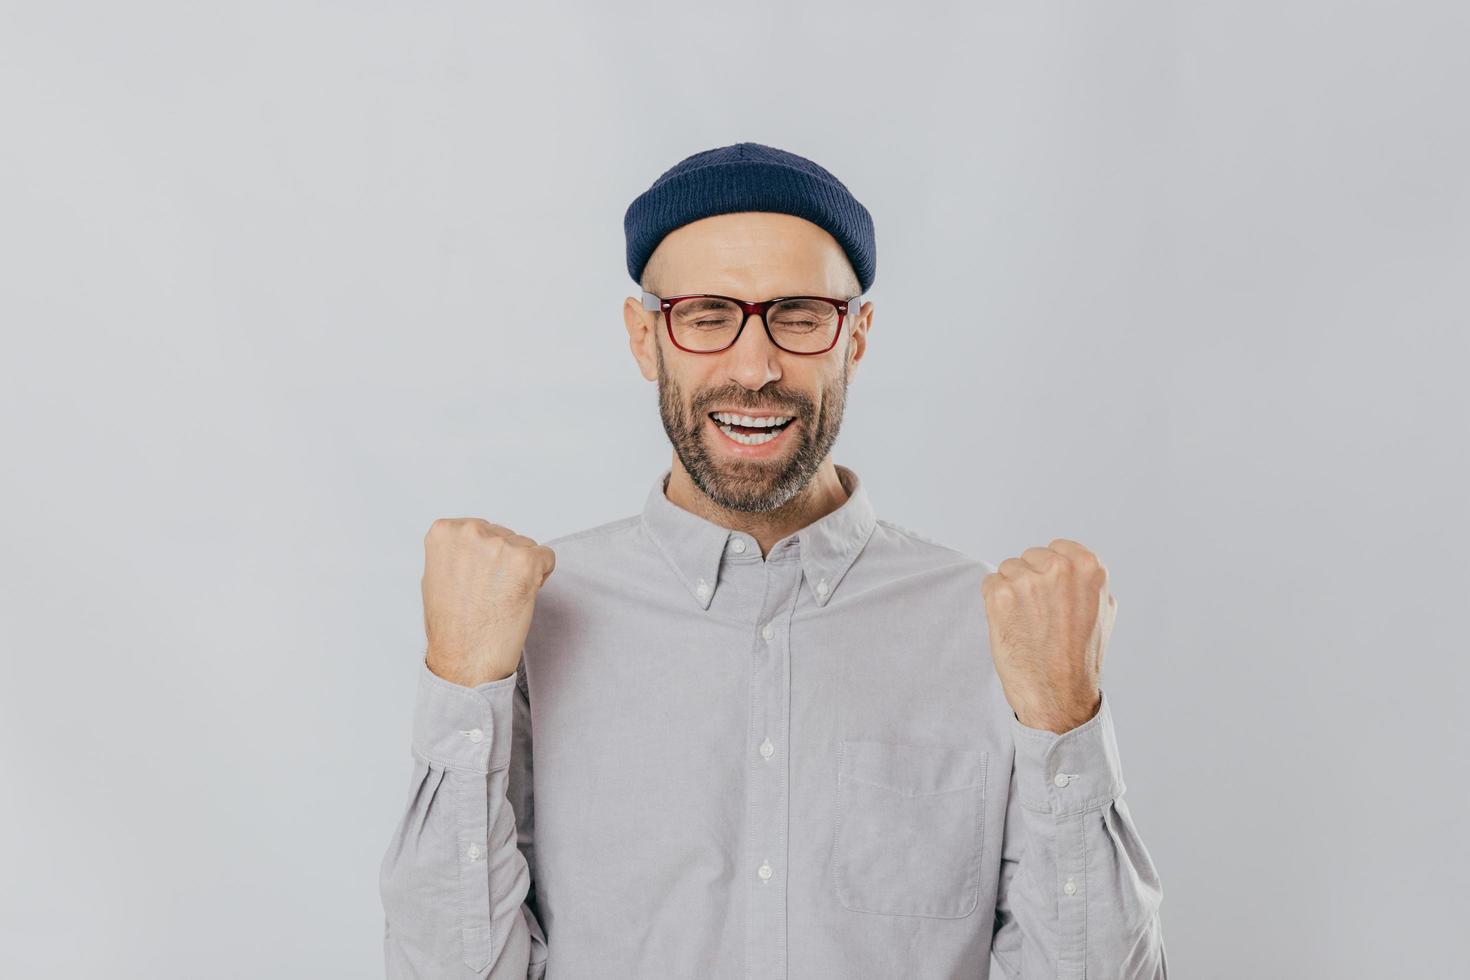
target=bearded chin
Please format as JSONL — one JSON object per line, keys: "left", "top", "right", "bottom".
{"left": 653, "top": 344, "right": 848, "bottom": 513}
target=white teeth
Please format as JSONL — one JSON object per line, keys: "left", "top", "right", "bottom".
{"left": 717, "top": 422, "right": 784, "bottom": 446}
{"left": 709, "top": 410, "right": 795, "bottom": 446}
{"left": 711, "top": 411, "right": 794, "bottom": 427}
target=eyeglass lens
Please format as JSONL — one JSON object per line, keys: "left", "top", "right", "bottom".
{"left": 670, "top": 297, "right": 839, "bottom": 353}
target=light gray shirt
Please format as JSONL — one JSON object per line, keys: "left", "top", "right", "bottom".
{"left": 379, "top": 463, "right": 1168, "bottom": 978}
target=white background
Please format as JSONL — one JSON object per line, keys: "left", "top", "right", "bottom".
{"left": 1, "top": 1, "right": 1465, "bottom": 976}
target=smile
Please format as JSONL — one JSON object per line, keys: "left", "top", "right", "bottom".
{"left": 707, "top": 411, "right": 796, "bottom": 448}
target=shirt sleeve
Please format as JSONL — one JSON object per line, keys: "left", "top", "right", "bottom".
{"left": 379, "top": 655, "right": 549, "bottom": 979}
{"left": 989, "top": 688, "right": 1169, "bottom": 979}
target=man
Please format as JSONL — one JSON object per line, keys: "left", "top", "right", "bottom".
{"left": 379, "top": 141, "right": 1168, "bottom": 979}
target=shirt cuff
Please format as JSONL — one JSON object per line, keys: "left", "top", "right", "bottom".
{"left": 410, "top": 656, "right": 518, "bottom": 774}
{"left": 1009, "top": 688, "right": 1126, "bottom": 815}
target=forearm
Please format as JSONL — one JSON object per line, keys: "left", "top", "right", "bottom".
{"left": 991, "top": 689, "right": 1168, "bottom": 979}
{"left": 379, "top": 660, "right": 540, "bottom": 979}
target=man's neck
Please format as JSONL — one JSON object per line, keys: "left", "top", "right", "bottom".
{"left": 663, "top": 460, "right": 851, "bottom": 559}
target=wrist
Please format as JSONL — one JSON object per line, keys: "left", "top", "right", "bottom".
{"left": 1013, "top": 688, "right": 1102, "bottom": 734}
{"left": 426, "top": 652, "right": 516, "bottom": 688}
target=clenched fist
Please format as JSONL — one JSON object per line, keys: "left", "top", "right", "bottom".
{"left": 421, "top": 518, "right": 557, "bottom": 688}
{"left": 981, "top": 538, "right": 1114, "bottom": 734}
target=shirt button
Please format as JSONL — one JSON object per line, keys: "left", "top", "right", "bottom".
{"left": 757, "top": 861, "right": 773, "bottom": 881}
{"left": 1053, "top": 772, "right": 1071, "bottom": 787}
{"left": 761, "top": 623, "right": 774, "bottom": 641}
{"left": 696, "top": 578, "right": 710, "bottom": 598}
{"left": 1063, "top": 878, "right": 1077, "bottom": 895}
{"left": 464, "top": 728, "right": 484, "bottom": 743}
{"left": 759, "top": 737, "right": 774, "bottom": 759}
{"left": 468, "top": 844, "right": 482, "bottom": 861}
{"left": 730, "top": 539, "right": 746, "bottom": 554}
{"left": 815, "top": 578, "right": 829, "bottom": 596}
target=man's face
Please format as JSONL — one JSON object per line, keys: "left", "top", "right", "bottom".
{"left": 625, "top": 212, "right": 871, "bottom": 514}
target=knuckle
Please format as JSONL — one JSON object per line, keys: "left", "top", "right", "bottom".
{"left": 505, "top": 569, "right": 538, "bottom": 598}
{"left": 507, "top": 545, "right": 541, "bottom": 575}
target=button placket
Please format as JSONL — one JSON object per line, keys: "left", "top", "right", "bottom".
{"left": 744, "top": 557, "right": 797, "bottom": 978}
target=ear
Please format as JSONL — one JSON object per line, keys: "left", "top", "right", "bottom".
{"left": 624, "top": 295, "right": 658, "bottom": 382}
{"left": 844, "top": 300, "right": 873, "bottom": 382}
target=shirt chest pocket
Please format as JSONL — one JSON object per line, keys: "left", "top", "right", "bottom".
{"left": 830, "top": 738, "right": 988, "bottom": 918}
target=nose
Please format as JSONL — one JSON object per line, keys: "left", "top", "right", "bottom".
{"left": 722, "top": 310, "right": 783, "bottom": 387}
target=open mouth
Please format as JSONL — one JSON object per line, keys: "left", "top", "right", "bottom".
{"left": 707, "top": 411, "right": 797, "bottom": 447}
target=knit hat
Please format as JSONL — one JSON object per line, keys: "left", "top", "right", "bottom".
{"left": 623, "top": 141, "right": 876, "bottom": 295}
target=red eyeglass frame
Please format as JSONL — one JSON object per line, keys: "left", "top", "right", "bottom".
{"left": 641, "top": 290, "right": 859, "bottom": 355}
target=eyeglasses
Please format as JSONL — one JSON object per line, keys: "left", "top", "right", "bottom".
{"left": 642, "top": 290, "right": 860, "bottom": 355}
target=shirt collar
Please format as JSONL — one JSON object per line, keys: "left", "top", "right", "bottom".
{"left": 640, "top": 463, "right": 878, "bottom": 610}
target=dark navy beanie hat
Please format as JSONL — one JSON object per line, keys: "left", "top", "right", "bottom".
{"left": 623, "top": 141, "right": 876, "bottom": 295}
